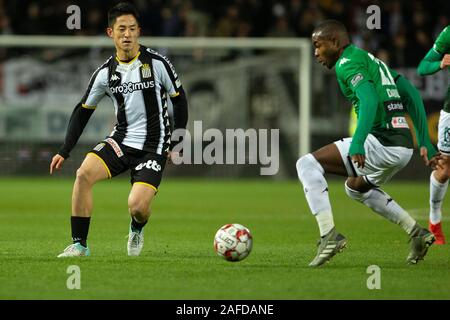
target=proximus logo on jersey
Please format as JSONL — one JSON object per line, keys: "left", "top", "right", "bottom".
{"left": 111, "top": 81, "right": 155, "bottom": 94}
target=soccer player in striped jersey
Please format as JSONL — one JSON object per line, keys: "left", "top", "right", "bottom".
{"left": 297, "top": 20, "right": 438, "bottom": 267}
{"left": 50, "top": 2, "right": 188, "bottom": 257}
{"left": 417, "top": 25, "right": 450, "bottom": 244}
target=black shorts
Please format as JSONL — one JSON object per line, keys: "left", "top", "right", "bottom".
{"left": 88, "top": 138, "right": 167, "bottom": 191}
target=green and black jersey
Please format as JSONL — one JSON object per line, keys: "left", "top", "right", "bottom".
{"left": 418, "top": 25, "right": 450, "bottom": 111}
{"left": 335, "top": 44, "right": 413, "bottom": 153}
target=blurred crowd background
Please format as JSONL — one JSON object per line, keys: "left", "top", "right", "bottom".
{"left": 0, "top": 0, "right": 448, "bottom": 178}
{"left": 0, "top": 0, "right": 449, "bottom": 67}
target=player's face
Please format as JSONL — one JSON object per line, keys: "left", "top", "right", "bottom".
{"left": 312, "top": 34, "right": 340, "bottom": 69}
{"left": 108, "top": 14, "right": 140, "bottom": 53}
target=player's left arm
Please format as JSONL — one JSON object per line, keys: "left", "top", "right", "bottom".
{"left": 169, "top": 87, "right": 188, "bottom": 134}
{"left": 157, "top": 57, "right": 188, "bottom": 159}
{"left": 395, "top": 75, "right": 437, "bottom": 162}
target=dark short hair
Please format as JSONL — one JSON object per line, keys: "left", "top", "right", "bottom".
{"left": 108, "top": 2, "right": 140, "bottom": 27}
{"left": 312, "top": 20, "right": 348, "bottom": 40}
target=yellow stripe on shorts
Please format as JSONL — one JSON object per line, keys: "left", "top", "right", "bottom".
{"left": 133, "top": 182, "right": 158, "bottom": 192}
{"left": 87, "top": 152, "right": 112, "bottom": 179}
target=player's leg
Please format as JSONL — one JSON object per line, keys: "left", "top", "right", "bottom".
{"left": 296, "top": 142, "right": 348, "bottom": 267}
{"left": 345, "top": 176, "right": 417, "bottom": 234}
{"left": 58, "top": 140, "right": 126, "bottom": 258}
{"left": 57, "top": 153, "right": 111, "bottom": 257}
{"left": 340, "top": 134, "right": 416, "bottom": 233}
{"left": 429, "top": 167, "right": 448, "bottom": 244}
{"left": 72, "top": 153, "right": 111, "bottom": 217}
{"left": 296, "top": 143, "right": 348, "bottom": 235}
{"left": 347, "top": 175, "right": 435, "bottom": 264}
{"left": 126, "top": 183, "right": 156, "bottom": 256}
{"left": 342, "top": 135, "right": 435, "bottom": 264}
{"left": 126, "top": 152, "right": 167, "bottom": 256}
{"left": 429, "top": 110, "right": 450, "bottom": 244}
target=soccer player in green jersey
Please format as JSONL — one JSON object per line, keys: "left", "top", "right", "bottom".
{"left": 417, "top": 25, "right": 450, "bottom": 245}
{"left": 296, "top": 20, "right": 438, "bottom": 267}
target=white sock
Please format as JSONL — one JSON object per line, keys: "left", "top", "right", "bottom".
{"left": 296, "top": 154, "right": 334, "bottom": 236}
{"left": 345, "top": 183, "right": 416, "bottom": 234}
{"left": 315, "top": 210, "right": 335, "bottom": 237}
{"left": 430, "top": 172, "right": 448, "bottom": 224}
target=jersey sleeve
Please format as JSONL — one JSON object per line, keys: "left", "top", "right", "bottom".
{"left": 433, "top": 26, "right": 450, "bottom": 54}
{"left": 57, "top": 66, "right": 108, "bottom": 158}
{"left": 417, "top": 48, "right": 443, "bottom": 76}
{"left": 349, "top": 81, "right": 379, "bottom": 156}
{"left": 336, "top": 59, "right": 370, "bottom": 92}
{"left": 80, "top": 67, "right": 108, "bottom": 109}
{"left": 153, "top": 58, "right": 182, "bottom": 97}
{"left": 396, "top": 75, "right": 437, "bottom": 158}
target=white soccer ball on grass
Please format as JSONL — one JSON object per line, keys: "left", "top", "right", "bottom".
{"left": 213, "top": 223, "right": 253, "bottom": 262}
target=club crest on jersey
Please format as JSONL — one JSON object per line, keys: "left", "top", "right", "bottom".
{"left": 141, "top": 64, "right": 152, "bottom": 78}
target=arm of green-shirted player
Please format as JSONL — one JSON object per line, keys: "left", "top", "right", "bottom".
{"left": 417, "top": 48, "right": 444, "bottom": 76}
{"left": 395, "top": 75, "right": 438, "bottom": 166}
{"left": 349, "top": 81, "right": 379, "bottom": 168}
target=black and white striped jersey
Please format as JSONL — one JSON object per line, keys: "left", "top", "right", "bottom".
{"left": 80, "top": 45, "right": 182, "bottom": 154}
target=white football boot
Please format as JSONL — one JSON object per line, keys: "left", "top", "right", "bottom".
{"left": 127, "top": 225, "right": 144, "bottom": 256}
{"left": 57, "top": 243, "right": 90, "bottom": 257}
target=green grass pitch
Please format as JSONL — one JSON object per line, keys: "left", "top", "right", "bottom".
{"left": 0, "top": 177, "right": 449, "bottom": 299}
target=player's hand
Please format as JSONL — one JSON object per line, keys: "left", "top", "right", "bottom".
{"left": 167, "top": 151, "right": 181, "bottom": 164}
{"left": 420, "top": 146, "right": 431, "bottom": 166}
{"left": 351, "top": 154, "right": 365, "bottom": 169}
{"left": 440, "top": 54, "right": 450, "bottom": 69}
{"left": 433, "top": 154, "right": 449, "bottom": 172}
{"left": 421, "top": 146, "right": 443, "bottom": 170}
{"left": 50, "top": 154, "right": 65, "bottom": 174}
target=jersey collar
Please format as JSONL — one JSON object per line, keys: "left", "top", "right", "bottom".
{"left": 116, "top": 47, "right": 141, "bottom": 65}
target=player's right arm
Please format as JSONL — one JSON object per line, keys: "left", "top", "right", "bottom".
{"left": 417, "top": 26, "right": 450, "bottom": 76}
{"left": 50, "top": 65, "right": 108, "bottom": 174}
{"left": 49, "top": 103, "right": 96, "bottom": 174}
{"left": 350, "top": 81, "right": 379, "bottom": 168}
{"left": 336, "top": 59, "right": 377, "bottom": 168}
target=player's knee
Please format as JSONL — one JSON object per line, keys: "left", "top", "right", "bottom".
{"left": 75, "top": 167, "right": 95, "bottom": 186}
{"left": 128, "top": 198, "right": 151, "bottom": 221}
{"left": 434, "top": 169, "right": 449, "bottom": 183}
{"left": 344, "top": 181, "right": 366, "bottom": 202}
{"left": 296, "top": 154, "right": 323, "bottom": 181}
{"left": 296, "top": 155, "right": 310, "bottom": 175}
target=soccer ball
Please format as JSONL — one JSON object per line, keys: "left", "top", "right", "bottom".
{"left": 213, "top": 223, "right": 253, "bottom": 262}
